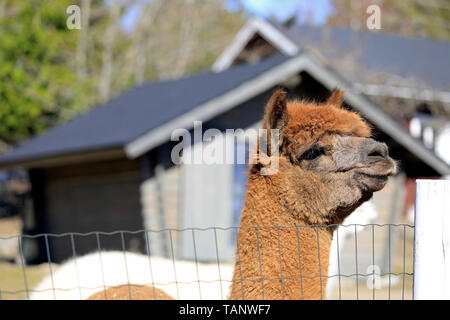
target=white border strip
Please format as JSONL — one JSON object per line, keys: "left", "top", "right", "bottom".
{"left": 414, "top": 179, "right": 450, "bottom": 299}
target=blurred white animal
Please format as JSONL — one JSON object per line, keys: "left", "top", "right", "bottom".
{"left": 30, "top": 250, "right": 233, "bottom": 300}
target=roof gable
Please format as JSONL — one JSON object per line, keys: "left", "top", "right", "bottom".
{"left": 212, "top": 18, "right": 298, "bottom": 72}
{"left": 283, "top": 24, "right": 450, "bottom": 91}
{"left": 214, "top": 18, "right": 450, "bottom": 93}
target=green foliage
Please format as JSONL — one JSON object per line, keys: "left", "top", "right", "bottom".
{"left": 0, "top": 0, "right": 243, "bottom": 148}
{"left": 0, "top": 0, "right": 90, "bottom": 144}
{"left": 382, "top": 0, "right": 450, "bottom": 41}
{"left": 328, "top": 0, "right": 450, "bottom": 41}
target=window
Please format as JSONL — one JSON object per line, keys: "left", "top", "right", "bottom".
{"left": 231, "top": 141, "right": 250, "bottom": 245}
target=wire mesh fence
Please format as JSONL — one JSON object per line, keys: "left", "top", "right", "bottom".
{"left": 0, "top": 224, "right": 414, "bottom": 300}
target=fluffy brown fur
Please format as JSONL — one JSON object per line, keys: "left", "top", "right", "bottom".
{"left": 87, "top": 285, "right": 174, "bottom": 300}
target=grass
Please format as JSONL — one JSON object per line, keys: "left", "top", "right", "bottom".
{"left": 0, "top": 217, "right": 21, "bottom": 236}
{"left": 0, "top": 217, "right": 51, "bottom": 300}
{"left": 0, "top": 262, "right": 49, "bottom": 300}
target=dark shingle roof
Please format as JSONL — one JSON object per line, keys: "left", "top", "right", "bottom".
{"left": 0, "top": 55, "right": 289, "bottom": 166}
{"left": 280, "top": 24, "right": 450, "bottom": 90}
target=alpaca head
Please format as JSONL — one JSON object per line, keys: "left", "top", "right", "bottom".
{"left": 258, "top": 89, "right": 397, "bottom": 225}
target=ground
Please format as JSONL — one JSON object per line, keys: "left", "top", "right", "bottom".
{"left": 0, "top": 262, "right": 49, "bottom": 300}
{"left": 0, "top": 261, "right": 412, "bottom": 300}
{"left": 0, "top": 211, "right": 414, "bottom": 300}
{"left": 0, "top": 217, "right": 46, "bottom": 299}
{"left": 328, "top": 274, "right": 413, "bottom": 300}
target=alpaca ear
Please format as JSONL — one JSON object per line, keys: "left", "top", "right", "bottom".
{"left": 326, "top": 89, "right": 344, "bottom": 107}
{"left": 262, "top": 89, "right": 288, "bottom": 155}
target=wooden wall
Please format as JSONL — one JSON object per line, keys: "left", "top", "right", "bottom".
{"left": 29, "top": 158, "right": 145, "bottom": 263}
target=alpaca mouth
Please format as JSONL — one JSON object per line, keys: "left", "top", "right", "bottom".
{"left": 357, "top": 170, "right": 391, "bottom": 191}
{"left": 358, "top": 167, "right": 395, "bottom": 180}
{"left": 360, "top": 172, "right": 390, "bottom": 180}
{"left": 358, "top": 157, "right": 397, "bottom": 178}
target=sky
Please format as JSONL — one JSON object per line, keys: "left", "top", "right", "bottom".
{"left": 227, "top": 0, "right": 333, "bottom": 24}
{"left": 122, "top": 0, "right": 334, "bottom": 32}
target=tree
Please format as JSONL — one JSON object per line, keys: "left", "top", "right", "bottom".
{"left": 125, "top": 0, "right": 244, "bottom": 81}
{"left": 0, "top": 0, "right": 88, "bottom": 146}
{"left": 0, "top": 0, "right": 243, "bottom": 149}
{"left": 76, "top": 0, "right": 91, "bottom": 81}
{"left": 327, "top": 0, "right": 450, "bottom": 41}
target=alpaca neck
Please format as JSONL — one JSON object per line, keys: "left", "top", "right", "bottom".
{"left": 228, "top": 173, "right": 333, "bottom": 300}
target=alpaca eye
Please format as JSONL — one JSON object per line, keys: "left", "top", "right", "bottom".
{"left": 299, "top": 147, "right": 324, "bottom": 161}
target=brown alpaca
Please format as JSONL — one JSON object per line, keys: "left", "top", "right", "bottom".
{"left": 87, "top": 285, "right": 174, "bottom": 300}
{"left": 228, "top": 89, "right": 396, "bottom": 300}
{"left": 89, "top": 89, "right": 396, "bottom": 300}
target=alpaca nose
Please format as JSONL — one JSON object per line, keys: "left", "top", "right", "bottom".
{"left": 366, "top": 141, "right": 388, "bottom": 159}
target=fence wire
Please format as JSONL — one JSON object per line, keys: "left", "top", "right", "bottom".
{"left": 0, "top": 224, "right": 414, "bottom": 300}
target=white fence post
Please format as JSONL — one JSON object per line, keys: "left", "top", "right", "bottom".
{"left": 414, "top": 179, "right": 450, "bottom": 300}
